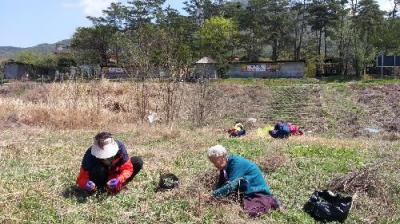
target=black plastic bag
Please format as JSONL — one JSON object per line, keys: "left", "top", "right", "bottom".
{"left": 303, "top": 190, "right": 353, "bottom": 223}
{"left": 156, "top": 173, "right": 179, "bottom": 192}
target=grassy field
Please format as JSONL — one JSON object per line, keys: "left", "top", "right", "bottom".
{"left": 0, "top": 79, "right": 399, "bottom": 223}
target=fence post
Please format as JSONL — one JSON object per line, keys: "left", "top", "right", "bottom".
{"left": 380, "top": 54, "right": 384, "bottom": 78}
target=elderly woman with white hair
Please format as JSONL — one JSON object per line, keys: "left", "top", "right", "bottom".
{"left": 76, "top": 132, "right": 143, "bottom": 194}
{"left": 207, "top": 145, "right": 279, "bottom": 217}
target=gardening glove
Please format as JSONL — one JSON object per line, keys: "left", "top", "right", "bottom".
{"left": 107, "top": 178, "right": 120, "bottom": 190}
{"left": 85, "top": 180, "right": 96, "bottom": 191}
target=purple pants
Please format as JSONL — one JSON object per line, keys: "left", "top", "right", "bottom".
{"left": 243, "top": 193, "right": 279, "bottom": 217}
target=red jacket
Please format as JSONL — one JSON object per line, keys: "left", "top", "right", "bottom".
{"left": 288, "top": 123, "right": 303, "bottom": 135}
{"left": 76, "top": 141, "right": 133, "bottom": 191}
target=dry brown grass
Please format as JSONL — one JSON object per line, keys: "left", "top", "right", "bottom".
{"left": 329, "top": 166, "right": 386, "bottom": 197}
{"left": 381, "top": 132, "right": 400, "bottom": 141}
{"left": 1, "top": 81, "right": 400, "bottom": 139}
{"left": 257, "top": 153, "right": 288, "bottom": 174}
{"left": 0, "top": 81, "right": 274, "bottom": 130}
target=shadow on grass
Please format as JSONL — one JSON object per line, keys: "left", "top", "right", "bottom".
{"left": 62, "top": 185, "right": 108, "bottom": 203}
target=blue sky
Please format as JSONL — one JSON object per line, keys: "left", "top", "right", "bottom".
{"left": 0, "top": 0, "right": 394, "bottom": 47}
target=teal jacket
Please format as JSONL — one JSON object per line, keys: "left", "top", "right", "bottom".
{"left": 212, "top": 155, "right": 271, "bottom": 198}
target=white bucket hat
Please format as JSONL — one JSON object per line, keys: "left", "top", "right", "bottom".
{"left": 91, "top": 137, "right": 119, "bottom": 159}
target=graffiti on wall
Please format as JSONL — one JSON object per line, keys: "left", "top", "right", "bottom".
{"left": 230, "top": 62, "right": 304, "bottom": 78}
{"left": 240, "top": 63, "right": 281, "bottom": 72}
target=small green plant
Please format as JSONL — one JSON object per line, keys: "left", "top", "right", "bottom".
{"left": 288, "top": 143, "right": 365, "bottom": 172}
{"left": 217, "top": 138, "right": 267, "bottom": 160}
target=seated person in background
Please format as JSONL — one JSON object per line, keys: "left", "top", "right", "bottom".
{"left": 206, "top": 145, "right": 279, "bottom": 217}
{"left": 269, "top": 121, "right": 303, "bottom": 139}
{"left": 76, "top": 132, "right": 143, "bottom": 194}
{"left": 228, "top": 121, "right": 246, "bottom": 137}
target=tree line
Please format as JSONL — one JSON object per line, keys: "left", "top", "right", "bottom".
{"left": 14, "top": 0, "right": 400, "bottom": 78}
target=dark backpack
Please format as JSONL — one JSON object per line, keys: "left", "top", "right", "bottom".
{"left": 303, "top": 190, "right": 353, "bottom": 223}
{"left": 157, "top": 173, "right": 179, "bottom": 191}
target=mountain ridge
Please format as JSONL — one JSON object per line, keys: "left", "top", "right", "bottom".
{"left": 0, "top": 39, "right": 71, "bottom": 60}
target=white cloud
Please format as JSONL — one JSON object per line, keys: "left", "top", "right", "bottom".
{"left": 378, "top": 0, "right": 395, "bottom": 12}
{"left": 79, "top": 0, "right": 117, "bottom": 17}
